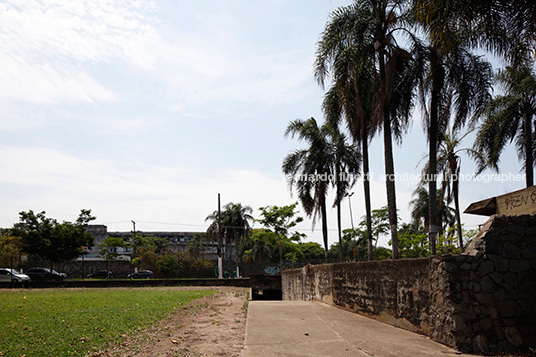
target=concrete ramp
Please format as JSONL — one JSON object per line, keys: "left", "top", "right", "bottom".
{"left": 241, "top": 301, "right": 475, "bottom": 357}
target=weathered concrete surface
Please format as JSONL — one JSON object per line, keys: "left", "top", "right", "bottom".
{"left": 241, "top": 301, "right": 474, "bottom": 357}
{"left": 283, "top": 259, "right": 430, "bottom": 334}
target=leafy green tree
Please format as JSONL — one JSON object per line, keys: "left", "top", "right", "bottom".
{"left": 186, "top": 233, "right": 207, "bottom": 259}
{"left": 341, "top": 228, "right": 368, "bottom": 261}
{"left": 130, "top": 234, "right": 167, "bottom": 271}
{"left": 156, "top": 255, "right": 179, "bottom": 277}
{"left": 257, "top": 204, "right": 304, "bottom": 263}
{"left": 242, "top": 229, "right": 277, "bottom": 264}
{"left": 282, "top": 243, "right": 305, "bottom": 263}
{"left": 98, "top": 237, "right": 126, "bottom": 261}
{"left": 373, "top": 247, "right": 392, "bottom": 260}
{"left": 358, "top": 206, "right": 390, "bottom": 249}
{"left": 0, "top": 234, "right": 23, "bottom": 268}
{"left": 131, "top": 245, "right": 158, "bottom": 272}
{"left": 13, "top": 209, "right": 95, "bottom": 271}
{"left": 398, "top": 223, "right": 429, "bottom": 258}
{"left": 475, "top": 63, "right": 536, "bottom": 187}
{"left": 98, "top": 236, "right": 126, "bottom": 277}
{"left": 298, "top": 242, "right": 325, "bottom": 260}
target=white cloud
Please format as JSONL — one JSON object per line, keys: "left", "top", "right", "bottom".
{"left": 0, "top": 146, "right": 291, "bottom": 232}
{"left": 0, "top": 0, "right": 159, "bottom": 104}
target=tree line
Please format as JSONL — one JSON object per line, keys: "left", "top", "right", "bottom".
{"left": 281, "top": 0, "right": 536, "bottom": 260}
{"left": 204, "top": 201, "right": 479, "bottom": 265}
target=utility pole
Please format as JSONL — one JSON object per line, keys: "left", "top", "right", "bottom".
{"left": 217, "top": 193, "right": 223, "bottom": 279}
{"left": 131, "top": 220, "right": 137, "bottom": 271}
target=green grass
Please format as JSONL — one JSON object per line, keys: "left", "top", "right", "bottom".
{"left": 0, "top": 288, "right": 215, "bottom": 356}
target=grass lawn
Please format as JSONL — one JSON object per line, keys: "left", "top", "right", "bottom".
{"left": 0, "top": 288, "right": 215, "bottom": 356}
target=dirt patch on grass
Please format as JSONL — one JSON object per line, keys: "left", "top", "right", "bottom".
{"left": 96, "top": 287, "right": 249, "bottom": 357}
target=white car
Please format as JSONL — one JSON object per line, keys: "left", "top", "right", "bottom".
{"left": 0, "top": 268, "right": 30, "bottom": 282}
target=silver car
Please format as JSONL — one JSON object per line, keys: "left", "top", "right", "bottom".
{"left": 0, "top": 268, "right": 30, "bottom": 282}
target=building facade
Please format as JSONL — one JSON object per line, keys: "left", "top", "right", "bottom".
{"left": 84, "top": 225, "right": 235, "bottom": 261}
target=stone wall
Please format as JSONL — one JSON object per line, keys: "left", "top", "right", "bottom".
{"left": 429, "top": 215, "right": 536, "bottom": 353}
{"left": 282, "top": 215, "right": 536, "bottom": 354}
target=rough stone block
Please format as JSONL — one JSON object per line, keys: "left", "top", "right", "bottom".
{"left": 478, "top": 261, "right": 495, "bottom": 276}
{"left": 489, "top": 272, "right": 504, "bottom": 284}
{"left": 473, "top": 282, "right": 481, "bottom": 293}
{"left": 499, "top": 300, "right": 520, "bottom": 317}
{"left": 503, "top": 272, "right": 518, "bottom": 286}
{"left": 489, "top": 255, "right": 509, "bottom": 272}
{"left": 505, "top": 327, "right": 523, "bottom": 347}
{"left": 473, "top": 334, "right": 489, "bottom": 353}
{"left": 509, "top": 260, "right": 530, "bottom": 273}
{"left": 502, "top": 242, "right": 521, "bottom": 259}
{"left": 489, "top": 306, "right": 499, "bottom": 320}
{"left": 475, "top": 293, "right": 497, "bottom": 306}
{"left": 520, "top": 249, "right": 536, "bottom": 260}
{"left": 480, "top": 317, "right": 493, "bottom": 331}
{"left": 453, "top": 314, "right": 466, "bottom": 330}
{"left": 480, "top": 276, "right": 496, "bottom": 292}
{"left": 493, "top": 288, "right": 506, "bottom": 301}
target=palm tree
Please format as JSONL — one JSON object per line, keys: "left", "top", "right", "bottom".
{"left": 322, "top": 91, "right": 362, "bottom": 262}
{"left": 418, "top": 0, "right": 536, "bottom": 63}
{"left": 412, "top": 32, "right": 492, "bottom": 255}
{"left": 409, "top": 186, "right": 455, "bottom": 248}
{"left": 327, "top": 125, "right": 361, "bottom": 262}
{"left": 282, "top": 118, "right": 334, "bottom": 261}
{"left": 315, "top": 0, "right": 419, "bottom": 259}
{"left": 417, "top": 128, "right": 485, "bottom": 253}
{"left": 410, "top": 186, "right": 429, "bottom": 231}
{"left": 436, "top": 129, "right": 484, "bottom": 252}
{"left": 206, "top": 202, "right": 253, "bottom": 272}
{"left": 474, "top": 63, "right": 536, "bottom": 187}
{"left": 317, "top": 39, "right": 376, "bottom": 261}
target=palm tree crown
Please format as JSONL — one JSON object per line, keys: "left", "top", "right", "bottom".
{"left": 474, "top": 63, "right": 536, "bottom": 187}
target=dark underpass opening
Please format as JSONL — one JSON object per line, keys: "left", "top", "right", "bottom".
{"left": 249, "top": 274, "right": 282, "bottom": 301}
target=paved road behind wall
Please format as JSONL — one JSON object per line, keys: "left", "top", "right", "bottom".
{"left": 241, "top": 301, "right": 477, "bottom": 357}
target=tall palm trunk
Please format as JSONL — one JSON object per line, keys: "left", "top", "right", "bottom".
{"left": 336, "top": 161, "right": 343, "bottom": 262}
{"left": 320, "top": 190, "right": 329, "bottom": 262}
{"left": 523, "top": 109, "right": 534, "bottom": 187}
{"left": 362, "top": 125, "right": 374, "bottom": 261}
{"left": 428, "top": 49, "right": 442, "bottom": 256}
{"left": 429, "top": 91, "right": 438, "bottom": 255}
{"left": 453, "top": 178, "right": 464, "bottom": 252}
{"left": 378, "top": 47, "right": 400, "bottom": 259}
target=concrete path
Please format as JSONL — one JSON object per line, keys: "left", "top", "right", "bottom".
{"left": 241, "top": 301, "right": 476, "bottom": 357}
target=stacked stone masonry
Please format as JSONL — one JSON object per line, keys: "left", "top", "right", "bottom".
{"left": 282, "top": 215, "right": 536, "bottom": 354}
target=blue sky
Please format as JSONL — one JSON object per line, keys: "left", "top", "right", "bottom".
{"left": 0, "top": 0, "right": 525, "bottom": 248}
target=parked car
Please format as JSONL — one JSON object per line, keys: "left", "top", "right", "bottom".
{"left": 25, "top": 267, "right": 67, "bottom": 282}
{"left": 127, "top": 270, "right": 154, "bottom": 279}
{"left": 0, "top": 268, "right": 30, "bottom": 282}
{"left": 87, "top": 270, "right": 113, "bottom": 279}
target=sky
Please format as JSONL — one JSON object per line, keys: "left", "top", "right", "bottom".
{"left": 0, "top": 0, "right": 527, "bottom": 248}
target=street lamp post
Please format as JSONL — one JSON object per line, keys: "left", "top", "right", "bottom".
{"left": 347, "top": 192, "right": 355, "bottom": 229}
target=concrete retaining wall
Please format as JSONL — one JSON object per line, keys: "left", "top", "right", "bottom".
{"left": 282, "top": 215, "right": 536, "bottom": 354}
